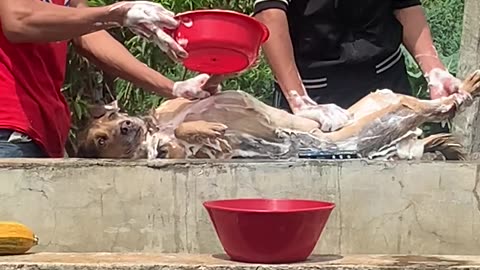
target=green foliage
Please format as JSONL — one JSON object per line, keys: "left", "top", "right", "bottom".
{"left": 63, "top": 0, "right": 465, "bottom": 153}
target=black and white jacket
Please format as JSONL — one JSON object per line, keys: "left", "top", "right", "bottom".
{"left": 254, "top": 0, "right": 421, "bottom": 90}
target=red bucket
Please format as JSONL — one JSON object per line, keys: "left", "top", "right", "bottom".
{"left": 168, "top": 10, "right": 270, "bottom": 75}
{"left": 203, "top": 198, "right": 335, "bottom": 264}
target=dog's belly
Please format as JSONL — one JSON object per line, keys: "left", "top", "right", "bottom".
{"left": 180, "top": 90, "right": 320, "bottom": 140}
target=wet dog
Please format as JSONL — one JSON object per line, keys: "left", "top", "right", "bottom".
{"left": 77, "top": 70, "right": 480, "bottom": 161}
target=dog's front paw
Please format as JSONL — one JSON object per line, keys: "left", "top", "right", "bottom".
{"left": 174, "top": 121, "right": 228, "bottom": 143}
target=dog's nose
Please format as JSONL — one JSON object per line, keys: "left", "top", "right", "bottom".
{"left": 120, "top": 120, "right": 132, "bottom": 135}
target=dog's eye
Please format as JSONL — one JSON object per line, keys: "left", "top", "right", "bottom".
{"left": 97, "top": 136, "right": 107, "bottom": 146}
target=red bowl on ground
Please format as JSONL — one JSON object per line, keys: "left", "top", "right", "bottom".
{"left": 169, "top": 9, "right": 270, "bottom": 75}
{"left": 203, "top": 198, "right": 335, "bottom": 264}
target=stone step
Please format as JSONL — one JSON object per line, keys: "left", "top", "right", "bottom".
{"left": 1, "top": 253, "right": 480, "bottom": 270}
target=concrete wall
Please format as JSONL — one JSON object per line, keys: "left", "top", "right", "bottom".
{"left": 0, "top": 159, "right": 479, "bottom": 255}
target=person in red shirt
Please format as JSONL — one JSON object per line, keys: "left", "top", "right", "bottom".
{"left": 0, "top": 0, "right": 218, "bottom": 158}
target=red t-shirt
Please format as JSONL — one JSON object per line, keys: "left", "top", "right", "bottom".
{"left": 0, "top": 0, "right": 71, "bottom": 157}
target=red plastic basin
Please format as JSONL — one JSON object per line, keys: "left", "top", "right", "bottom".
{"left": 203, "top": 198, "right": 335, "bottom": 264}
{"left": 169, "top": 9, "right": 270, "bottom": 75}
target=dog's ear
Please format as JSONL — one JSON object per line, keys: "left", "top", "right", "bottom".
{"left": 87, "top": 100, "right": 120, "bottom": 119}
{"left": 88, "top": 105, "right": 107, "bottom": 119}
{"left": 104, "top": 100, "right": 119, "bottom": 110}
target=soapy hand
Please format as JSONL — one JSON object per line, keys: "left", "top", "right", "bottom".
{"left": 426, "top": 68, "right": 462, "bottom": 100}
{"left": 289, "top": 91, "right": 352, "bottom": 132}
{"left": 295, "top": 104, "right": 353, "bottom": 132}
{"left": 199, "top": 49, "right": 263, "bottom": 93}
{"left": 172, "top": 74, "right": 221, "bottom": 100}
{"left": 109, "top": 1, "right": 188, "bottom": 62}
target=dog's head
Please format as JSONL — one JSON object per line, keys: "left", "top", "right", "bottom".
{"left": 76, "top": 101, "right": 147, "bottom": 159}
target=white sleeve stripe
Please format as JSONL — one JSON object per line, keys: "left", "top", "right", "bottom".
{"left": 254, "top": 0, "right": 289, "bottom": 6}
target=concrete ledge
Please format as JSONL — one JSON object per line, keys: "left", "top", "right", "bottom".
{"left": 1, "top": 253, "right": 480, "bottom": 270}
{"left": 1, "top": 159, "right": 479, "bottom": 254}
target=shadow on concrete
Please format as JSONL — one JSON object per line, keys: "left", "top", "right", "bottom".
{"left": 303, "top": 254, "right": 344, "bottom": 264}
{"left": 0, "top": 252, "right": 36, "bottom": 257}
{"left": 212, "top": 253, "right": 343, "bottom": 264}
{"left": 386, "top": 255, "right": 471, "bottom": 267}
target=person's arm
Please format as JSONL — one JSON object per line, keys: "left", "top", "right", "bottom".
{"left": 393, "top": 2, "right": 445, "bottom": 74}
{"left": 253, "top": 0, "right": 308, "bottom": 113}
{"left": 73, "top": 31, "right": 176, "bottom": 98}
{"left": 72, "top": 0, "right": 176, "bottom": 98}
{"left": 0, "top": 0, "right": 122, "bottom": 43}
{"left": 394, "top": 1, "right": 461, "bottom": 99}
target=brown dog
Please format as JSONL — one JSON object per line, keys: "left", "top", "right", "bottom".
{"left": 77, "top": 70, "right": 480, "bottom": 161}
{"left": 76, "top": 101, "right": 149, "bottom": 159}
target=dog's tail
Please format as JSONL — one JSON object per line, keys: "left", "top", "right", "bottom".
{"left": 421, "top": 133, "right": 466, "bottom": 160}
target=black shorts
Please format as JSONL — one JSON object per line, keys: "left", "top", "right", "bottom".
{"left": 272, "top": 54, "right": 413, "bottom": 111}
